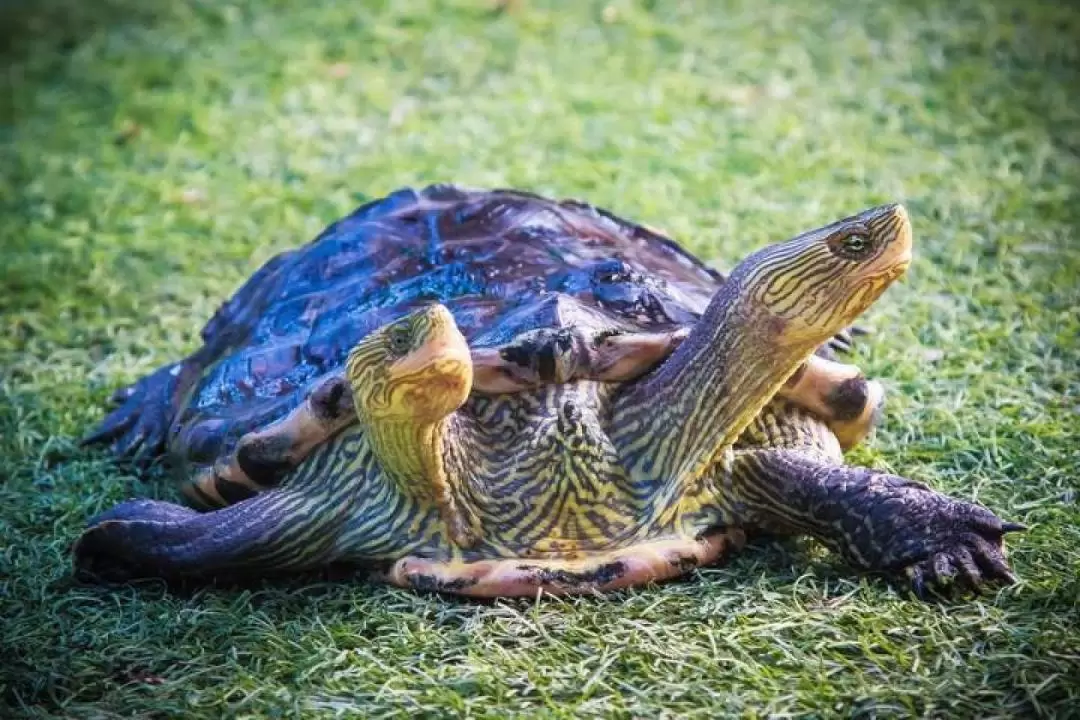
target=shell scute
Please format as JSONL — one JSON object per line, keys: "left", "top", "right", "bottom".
{"left": 170, "top": 186, "right": 727, "bottom": 463}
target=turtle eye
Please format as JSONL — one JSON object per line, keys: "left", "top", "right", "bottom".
{"left": 834, "top": 231, "right": 872, "bottom": 259}
{"left": 844, "top": 235, "right": 867, "bottom": 252}
{"left": 388, "top": 325, "right": 413, "bottom": 355}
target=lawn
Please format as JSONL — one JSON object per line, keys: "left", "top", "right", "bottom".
{"left": 1, "top": 0, "right": 1078, "bottom": 716}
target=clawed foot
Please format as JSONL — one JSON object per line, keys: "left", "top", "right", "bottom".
{"left": 785, "top": 463, "right": 1027, "bottom": 599}
{"left": 81, "top": 363, "right": 183, "bottom": 466}
{"left": 880, "top": 490, "right": 1025, "bottom": 597}
{"left": 824, "top": 324, "right": 869, "bottom": 357}
{"left": 900, "top": 517, "right": 1025, "bottom": 597}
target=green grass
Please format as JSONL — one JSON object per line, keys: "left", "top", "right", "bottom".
{"left": 2, "top": 0, "right": 1078, "bottom": 716}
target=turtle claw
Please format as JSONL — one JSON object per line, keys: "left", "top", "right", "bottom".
{"left": 900, "top": 529, "right": 1019, "bottom": 598}
{"left": 931, "top": 552, "right": 956, "bottom": 586}
{"left": 108, "top": 384, "right": 138, "bottom": 407}
{"left": 951, "top": 547, "right": 984, "bottom": 589}
{"left": 998, "top": 568, "right": 1020, "bottom": 586}
{"left": 822, "top": 474, "right": 1025, "bottom": 598}
{"left": 826, "top": 325, "right": 870, "bottom": 355}
{"left": 108, "top": 413, "right": 169, "bottom": 470}
{"left": 80, "top": 407, "right": 136, "bottom": 447}
{"left": 905, "top": 565, "right": 927, "bottom": 598}
{"left": 821, "top": 325, "right": 873, "bottom": 358}
{"left": 82, "top": 363, "right": 181, "bottom": 466}
{"left": 113, "top": 426, "right": 150, "bottom": 458}
{"left": 970, "top": 534, "right": 1018, "bottom": 583}
{"left": 827, "top": 333, "right": 853, "bottom": 355}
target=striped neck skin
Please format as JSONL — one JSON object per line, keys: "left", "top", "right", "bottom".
{"left": 364, "top": 413, "right": 481, "bottom": 507}
{"left": 364, "top": 419, "right": 451, "bottom": 502}
{"left": 611, "top": 280, "right": 819, "bottom": 512}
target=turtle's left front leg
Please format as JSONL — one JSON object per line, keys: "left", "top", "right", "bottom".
{"left": 186, "top": 374, "right": 355, "bottom": 506}
{"left": 731, "top": 448, "right": 1023, "bottom": 594}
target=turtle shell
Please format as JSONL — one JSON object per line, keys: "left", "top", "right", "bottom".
{"left": 96, "top": 185, "right": 738, "bottom": 466}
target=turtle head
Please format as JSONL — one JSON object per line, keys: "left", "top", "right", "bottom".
{"left": 346, "top": 304, "right": 473, "bottom": 424}
{"left": 616, "top": 203, "right": 912, "bottom": 489}
{"left": 729, "top": 203, "right": 912, "bottom": 348}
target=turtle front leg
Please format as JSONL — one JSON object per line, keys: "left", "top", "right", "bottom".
{"left": 73, "top": 490, "right": 348, "bottom": 582}
{"left": 732, "top": 448, "right": 1023, "bottom": 595}
{"left": 472, "top": 329, "right": 881, "bottom": 450}
{"left": 470, "top": 327, "right": 688, "bottom": 393}
{"left": 185, "top": 374, "right": 355, "bottom": 507}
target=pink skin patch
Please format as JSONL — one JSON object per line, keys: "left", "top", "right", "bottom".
{"left": 374, "top": 530, "right": 746, "bottom": 598}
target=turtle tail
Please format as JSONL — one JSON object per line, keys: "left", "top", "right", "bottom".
{"left": 81, "top": 360, "right": 191, "bottom": 466}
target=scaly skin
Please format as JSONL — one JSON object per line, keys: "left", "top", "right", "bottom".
{"left": 726, "top": 401, "right": 1020, "bottom": 595}
{"left": 74, "top": 201, "right": 1022, "bottom": 597}
{"left": 74, "top": 396, "right": 1019, "bottom": 596}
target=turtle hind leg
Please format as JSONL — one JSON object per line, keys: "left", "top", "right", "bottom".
{"left": 81, "top": 361, "right": 187, "bottom": 465}
{"left": 73, "top": 500, "right": 204, "bottom": 582}
{"left": 74, "top": 490, "right": 346, "bottom": 582}
{"left": 183, "top": 374, "right": 356, "bottom": 508}
{"left": 777, "top": 355, "right": 885, "bottom": 450}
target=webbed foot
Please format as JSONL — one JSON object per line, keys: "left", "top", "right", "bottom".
{"left": 732, "top": 447, "right": 1022, "bottom": 599}
{"left": 822, "top": 324, "right": 870, "bottom": 357}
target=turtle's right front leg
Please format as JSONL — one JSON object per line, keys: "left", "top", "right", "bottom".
{"left": 74, "top": 489, "right": 349, "bottom": 581}
{"left": 185, "top": 374, "right": 355, "bottom": 507}
{"left": 731, "top": 447, "right": 1023, "bottom": 594}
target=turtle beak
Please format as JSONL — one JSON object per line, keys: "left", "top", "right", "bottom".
{"left": 869, "top": 203, "right": 913, "bottom": 277}
{"left": 390, "top": 305, "right": 474, "bottom": 420}
{"left": 392, "top": 305, "right": 473, "bottom": 379}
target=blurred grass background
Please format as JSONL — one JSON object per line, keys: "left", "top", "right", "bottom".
{"left": 1, "top": 0, "right": 1078, "bottom": 717}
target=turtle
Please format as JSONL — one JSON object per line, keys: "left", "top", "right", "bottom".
{"left": 74, "top": 185, "right": 1022, "bottom": 597}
